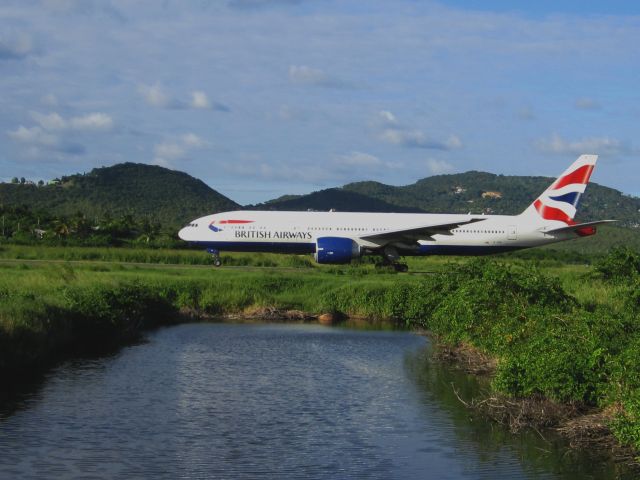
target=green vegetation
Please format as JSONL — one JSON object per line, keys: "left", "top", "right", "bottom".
{"left": 1, "top": 247, "right": 639, "bottom": 455}
{"left": 0, "top": 162, "right": 238, "bottom": 231}
{"left": 259, "top": 188, "right": 421, "bottom": 213}
{"left": 0, "top": 204, "right": 185, "bottom": 248}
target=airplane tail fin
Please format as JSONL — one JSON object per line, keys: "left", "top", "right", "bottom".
{"left": 519, "top": 154, "right": 598, "bottom": 225}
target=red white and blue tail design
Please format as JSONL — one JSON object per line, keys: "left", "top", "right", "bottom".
{"left": 521, "top": 154, "right": 597, "bottom": 225}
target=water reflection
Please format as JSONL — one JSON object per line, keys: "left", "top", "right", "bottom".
{"left": 0, "top": 323, "right": 634, "bottom": 479}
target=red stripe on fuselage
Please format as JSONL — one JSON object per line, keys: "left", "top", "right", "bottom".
{"left": 218, "top": 220, "right": 254, "bottom": 224}
{"left": 534, "top": 199, "right": 576, "bottom": 225}
{"left": 551, "top": 164, "right": 594, "bottom": 190}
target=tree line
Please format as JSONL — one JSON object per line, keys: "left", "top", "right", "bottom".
{"left": 0, "top": 204, "right": 182, "bottom": 248}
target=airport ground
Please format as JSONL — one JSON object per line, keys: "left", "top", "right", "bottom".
{"left": 0, "top": 244, "right": 639, "bottom": 463}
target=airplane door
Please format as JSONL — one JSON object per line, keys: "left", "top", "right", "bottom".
{"left": 508, "top": 225, "right": 517, "bottom": 240}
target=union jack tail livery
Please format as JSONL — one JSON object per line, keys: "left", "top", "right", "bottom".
{"left": 520, "top": 154, "right": 597, "bottom": 225}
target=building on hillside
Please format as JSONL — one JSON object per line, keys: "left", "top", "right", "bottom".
{"left": 481, "top": 191, "right": 502, "bottom": 199}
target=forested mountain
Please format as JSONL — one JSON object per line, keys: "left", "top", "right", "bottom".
{"left": 254, "top": 188, "right": 422, "bottom": 213}
{"left": 0, "top": 163, "right": 239, "bottom": 228}
{"left": 258, "top": 171, "right": 640, "bottom": 228}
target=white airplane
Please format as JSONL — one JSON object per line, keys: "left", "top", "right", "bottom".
{"left": 179, "top": 155, "right": 614, "bottom": 271}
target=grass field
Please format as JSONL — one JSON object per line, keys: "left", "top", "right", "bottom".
{"left": 1, "top": 245, "right": 639, "bottom": 455}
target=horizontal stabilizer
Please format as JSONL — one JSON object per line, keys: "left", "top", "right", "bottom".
{"left": 545, "top": 219, "right": 617, "bottom": 234}
{"left": 360, "top": 218, "right": 486, "bottom": 243}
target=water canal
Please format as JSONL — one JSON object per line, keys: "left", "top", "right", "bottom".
{"left": 0, "top": 323, "right": 632, "bottom": 479}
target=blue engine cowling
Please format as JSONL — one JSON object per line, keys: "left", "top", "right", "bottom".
{"left": 314, "top": 237, "right": 361, "bottom": 264}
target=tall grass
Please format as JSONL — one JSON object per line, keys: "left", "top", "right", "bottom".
{"left": 0, "top": 244, "right": 319, "bottom": 267}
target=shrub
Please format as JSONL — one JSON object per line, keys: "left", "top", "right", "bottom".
{"left": 63, "top": 282, "right": 175, "bottom": 345}
{"left": 594, "top": 247, "right": 640, "bottom": 282}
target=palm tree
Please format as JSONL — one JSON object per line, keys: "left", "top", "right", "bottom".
{"left": 53, "top": 218, "right": 70, "bottom": 237}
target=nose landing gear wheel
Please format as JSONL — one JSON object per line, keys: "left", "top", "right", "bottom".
{"left": 207, "top": 248, "right": 222, "bottom": 267}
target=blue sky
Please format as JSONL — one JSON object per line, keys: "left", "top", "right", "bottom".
{"left": 1, "top": 0, "right": 639, "bottom": 204}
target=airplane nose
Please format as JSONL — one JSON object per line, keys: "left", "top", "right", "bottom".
{"left": 178, "top": 227, "right": 188, "bottom": 241}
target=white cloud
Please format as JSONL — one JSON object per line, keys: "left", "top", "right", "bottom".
{"left": 139, "top": 84, "right": 228, "bottom": 111}
{"left": 30, "top": 111, "right": 113, "bottom": 131}
{"left": 369, "top": 110, "right": 399, "bottom": 129}
{"left": 153, "top": 132, "right": 209, "bottom": 166}
{"left": 517, "top": 106, "right": 535, "bottom": 120}
{"left": 41, "top": 94, "right": 58, "bottom": 107}
{"left": 378, "top": 110, "right": 398, "bottom": 126}
{"left": 373, "top": 111, "right": 462, "bottom": 151}
{"left": 181, "top": 132, "right": 207, "bottom": 148}
{"left": 154, "top": 142, "right": 186, "bottom": 161}
{"left": 9, "top": 111, "right": 111, "bottom": 159}
{"left": 225, "top": 159, "right": 338, "bottom": 184}
{"left": 228, "top": 0, "right": 301, "bottom": 8}
{"left": 380, "top": 129, "right": 462, "bottom": 151}
{"left": 575, "top": 98, "right": 601, "bottom": 110}
{"left": 7, "top": 125, "right": 87, "bottom": 156}
{"left": 444, "top": 135, "right": 463, "bottom": 150}
{"left": 426, "top": 158, "right": 455, "bottom": 175}
{"left": 191, "top": 91, "right": 210, "bottom": 109}
{"left": 380, "top": 129, "right": 422, "bottom": 146}
{"left": 289, "top": 65, "right": 327, "bottom": 84}
{"left": 31, "top": 112, "right": 67, "bottom": 130}
{"left": 8, "top": 126, "right": 58, "bottom": 146}
{"left": 288, "top": 65, "right": 350, "bottom": 88}
{"left": 153, "top": 157, "right": 172, "bottom": 168}
{"left": 535, "top": 133, "right": 632, "bottom": 156}
{"left": 0, "top": 31, "right": 34, "bottom": 60}
{"left": 338, "top": 151, "right": 383, "bottom": 167}
{"left": 69, "top": 112, "right": 113, "bottom": 131}
{"left": 139, "top": 83, "right": 172, "bottom": 108}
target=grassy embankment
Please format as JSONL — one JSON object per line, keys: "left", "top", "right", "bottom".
{"left": 0, "top": 244, "right": 639, "bottom": 456}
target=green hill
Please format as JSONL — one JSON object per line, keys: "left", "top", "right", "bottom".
{"left": 0, "top": 163, "right": 239, "bottom": 228}
{"left": 258, "top": 171, "right": 640, "bottom": 228}
{"left": 252, "top": 188, "right": 422, "bottom": 213}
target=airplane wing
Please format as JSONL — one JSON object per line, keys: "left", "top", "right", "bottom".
{"left": 545, "top": 219, "right": 617, "bottom": 234}
{"left": 359, "top": 218, "right": 486, "bottom": 243}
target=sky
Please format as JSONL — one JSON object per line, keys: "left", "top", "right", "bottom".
{"left": 1, "top": 0, "right": 639, "bottom": 205}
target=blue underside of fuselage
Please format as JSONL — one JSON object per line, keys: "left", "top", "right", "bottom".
{"left": 193, "top": 241, "right": 316, "bottom": 254}
{"left": 192, "top": 241, "right": 524, "bottom": 256}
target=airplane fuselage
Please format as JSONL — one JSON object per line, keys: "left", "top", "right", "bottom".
{"left": 178, "top": 210, "right": 576, "bottom": 257}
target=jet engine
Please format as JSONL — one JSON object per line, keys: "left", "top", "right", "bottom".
{"left": 314, "top": 237, "right": 361, "bottom": 264}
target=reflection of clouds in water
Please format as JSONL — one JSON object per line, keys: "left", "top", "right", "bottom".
{"left": 0, "top": 323, "right": 625, "bottom": 479}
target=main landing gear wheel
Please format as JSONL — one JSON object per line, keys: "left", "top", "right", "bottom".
{"left": 382, "top": 245, "right": 409, "bottom": 272}
{"left": 207, "top": 248, "right": 222, "bottom": 267}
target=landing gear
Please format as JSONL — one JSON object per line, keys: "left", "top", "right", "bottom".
{"left": 376, "top": 246, "right": 409, "bottom": 272}
{"left": 207, "top": 248, "right": 222, "bottom": 267}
